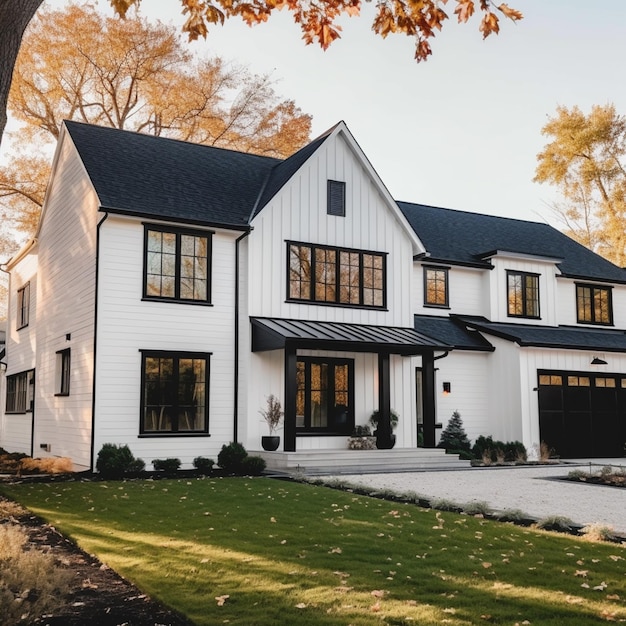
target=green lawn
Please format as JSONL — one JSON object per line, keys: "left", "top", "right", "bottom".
{"left": 1, "top": 477, "right": 625, "bottom": 625}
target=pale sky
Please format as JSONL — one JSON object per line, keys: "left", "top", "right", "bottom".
{"left": 7, "top": 0, "right": 626, "bottom": 225}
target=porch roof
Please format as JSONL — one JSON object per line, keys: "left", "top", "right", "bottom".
{"left": 457, "top": 315, "right": 626, "bottom": 352}
{"left": 250, "top": 317, "right": 451, "bottom": 355}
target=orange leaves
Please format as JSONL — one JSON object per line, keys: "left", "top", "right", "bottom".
{"left": 110, "top": 0, "right": 522, "bottom": 62}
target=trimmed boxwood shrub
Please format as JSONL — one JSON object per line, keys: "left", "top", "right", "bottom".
{"left": 472, "top": 435, "right": 527, "bottom": 462}
{"left": 241, "top": 455, "right": 266, "bottom": 476}
{"left": 152, "top": 458, "right": 181, "bottom": 473}
{"left": 193, "top": 456, "right": 215, "bottom": 474}
{"left": 96, "top": 444, "right": 145, "bottom": 479}
{"left": 217, "top": 442, "right": 248, "bottom": 473}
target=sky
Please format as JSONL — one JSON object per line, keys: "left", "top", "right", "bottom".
{"left": 6, "top": 0, "right": 626, "bottom": 226}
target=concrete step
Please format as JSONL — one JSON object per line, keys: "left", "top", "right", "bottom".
{"left": 252, "top": 447, "right": 471, "bottom": 475}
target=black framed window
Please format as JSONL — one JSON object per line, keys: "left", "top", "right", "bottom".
{"left": 576, "top": 283, "right": 613, "bottom": 325}
{"left": 327, "top": 180, "right": 346, "bottom": 217}
{"left": 140, "top": 351, "right": 210, "bottom": 435}
{"left": 17, "top": 282, "right": 30, "bottom": 329}
{"left": 507, "top": 271, "right": 540, "bottom": 318}
{"left": 6, "top": 370, "right": 34, "bottom": 413}
{"left": 55, "top": 349, "right": 70, "bottom": 396}
{"left": 424, "top": 266, "right": 449, "bottom": 307}
{"left": 288, "top": 242, "right": 386, "bottom": 308}
{"left": 144, "top": 225, "right": 212, "bottom": 303}
{"left": 295, "top": 357, "right": 354, "bottom": 434}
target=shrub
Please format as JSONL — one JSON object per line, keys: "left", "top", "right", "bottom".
{"left": 217, "top": 442, "right": 248, "bottom": 473}
{"left": 438, "top": 410, "right": 471, "bottom": 453}
{"left": 369, "top": 409, "right": 399, "bottom": 431}
{"left": 193, "top": 456, "right": 215, "bottom": 474}
{"left": 152, "top": 458, "right": 181, "bottom": 473}
{"left": 580, "top": 523, "right": 617, "bottom": 543}
{"left": 535, "top": 515, "right": 575, "bottom": 532}
{"left": 96, "top": 443, "right": 145, "bottom": 479}
{"left": 472, "top": 436, "right": 527, "bottom": 463}
{"left": 462, "top": 500, "right": 492, "bottom": 516}
{"left": 241, "top": 455, "right": 267, "bottom": 476}
{"left": 20, "top": 457, "right": 73, "bottom": 474}
{"left": 497, "top": 508, "right": 528, "bottom": 523}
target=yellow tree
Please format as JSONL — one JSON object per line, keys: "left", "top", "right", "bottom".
{"left": 1, "top": 3, "right": 312, "bottom": 238}
{"left": 0, "top": 0, "right": 522, "bottom": 148}
{"left": 535, "top": 104, "right": 626, "bottom": 267}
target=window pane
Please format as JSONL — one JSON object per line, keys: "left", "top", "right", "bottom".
{"left": 315, "top": 249, "right": 336, "bottom": 302}
{"left": 508, "top": 274, "right": 523, "bottom": 315}
{"left": 289, "top": 245, "right": 311, "bottom": 300}
{"left": 425, "top": 268, "right": 447, "bottom": 306}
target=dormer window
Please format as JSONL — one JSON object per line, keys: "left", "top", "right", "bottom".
{"left": 424, "top": 266, "right": 449, "bottom": 308}
{"left": 576, "top": 283, "right": 613, "bottom": 325}
{"left": 327, "top": 180, "right": 346, "bottom": 217}
{"left": 507, "top": 271, "right": 540, "bottom": 318}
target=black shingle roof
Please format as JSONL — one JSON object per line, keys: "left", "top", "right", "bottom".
{"left": 65, "top": 121, "right": 280, "bottom": 229}
{"left": 413, "top": 315, "right": 494, "bottom": 351}
{"left": 398, "top": 201, "right": 626, "bottom": 284}
{"left": 457, "top": 316, "right": 626, "bottom": 352}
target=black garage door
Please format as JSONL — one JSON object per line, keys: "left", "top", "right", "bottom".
{"left": 538, "top": 370, "right": 626, "bottom": 458}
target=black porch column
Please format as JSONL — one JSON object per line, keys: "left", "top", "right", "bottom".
{"left": 422, "top": 350, "right": 436, "bottom": 447}
{"left": 376, "top": 352, "right": 394, "bottom": 449}
{"left": 283, "top": 345, "right": 297, "bottom": 452}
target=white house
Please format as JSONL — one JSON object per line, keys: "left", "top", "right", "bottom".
{"left": 1, "top": 120, "right": 625, "bottom": 471}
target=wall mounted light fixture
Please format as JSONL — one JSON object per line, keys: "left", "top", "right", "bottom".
{"left": 442, "top": 381, "right": 451, "bottom": 395}
{"left": 591, "top": 357, "right": 607, "bottom": 365}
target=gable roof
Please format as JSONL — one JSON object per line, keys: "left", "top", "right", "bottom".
{"left": 457, "top": 315, "right": 626, "bottom": 353}
{"left": 413, "top": 315, "right": 494, "bottom": 351}
{"left": 64, "top": 120, "right": 282, "bottom": 230}
{"left": 398, "top": 202, "right": 626, "bottom": 284}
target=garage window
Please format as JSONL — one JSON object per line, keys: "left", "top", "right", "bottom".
{"left": 595, "top": 377, "right": 616, "bottom": 388}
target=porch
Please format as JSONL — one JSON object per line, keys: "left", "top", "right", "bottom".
{"left": 253, "top": 447, "right": 471, "bottom": 475}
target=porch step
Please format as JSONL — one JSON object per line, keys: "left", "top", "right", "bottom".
{"left": 252, "top": 447, "right": 471, "bottom": 475}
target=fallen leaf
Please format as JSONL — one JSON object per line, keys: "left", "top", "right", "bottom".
{"left": 295, "top": 602, "right": 307, "bottom": 609}
{"left": 215, "top": 595, "right": 229, "bottom": 606}
{"left": 574, "top": 570, "right": 588, "bottom": 577}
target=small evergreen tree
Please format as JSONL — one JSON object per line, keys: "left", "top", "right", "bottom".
{"left": 438, "top": 410, "right": 471, "bottom": 453}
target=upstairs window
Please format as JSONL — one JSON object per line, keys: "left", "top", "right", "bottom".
{"left": 327, "top": 180, "right": 346, "bottom": 217}
{"left": 576, "top": 283, "right": 613, "bottom": 325}
{"left": 424, "top": 266, "right": 449, "bottom": 307}
{"left": 288, "top": 242, "right": 386, "bottom": 308}
{"left": 55, "top": 349, "right": 71, "bottom": 396}
{"left": 507, "top": 271, "right": 540, "bottom": 318}
{"left": 144, "top": 226, "right": 212, "bottom": 303}
{"left": 17, "top": 282, "right": 30, "bottom": 329}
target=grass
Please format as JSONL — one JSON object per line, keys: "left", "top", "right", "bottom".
{"left": 1, "top": 477, "right": 625, "bottom": 625}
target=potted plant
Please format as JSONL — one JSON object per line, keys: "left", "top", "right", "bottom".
{"left": 259, "top": 394, "right": 283, "bottom": 451}
{"left": 369, "top": 409, "right": 399, "bottom": 449}
{"left": 347, "top": 425, "right": 377, "bottom": 450}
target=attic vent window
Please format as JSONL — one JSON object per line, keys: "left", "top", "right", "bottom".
{"left": 327, "top": 180, "right": 346, "bottom": 217}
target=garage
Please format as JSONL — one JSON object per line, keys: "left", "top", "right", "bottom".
{"left": 538, "top": 369, "right": 626, "bottom": 458}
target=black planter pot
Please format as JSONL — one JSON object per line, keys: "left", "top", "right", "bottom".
{"left": 374, "top": 432, "right": 396, "bottom": 449}
{"left": 261, "top": 436, "right": 280, "bottom": 451}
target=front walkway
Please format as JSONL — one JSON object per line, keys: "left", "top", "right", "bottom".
{"left": 325, "top": 459, "right": 626, "bottom": 536}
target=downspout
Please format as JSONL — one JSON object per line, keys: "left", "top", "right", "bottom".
{"left": 90, "top": 212, "right": 108, "bottom": 470}
{"left": 233, "top": 229, "right": 251, "bottom": 443}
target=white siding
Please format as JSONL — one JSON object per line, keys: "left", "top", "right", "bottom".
{"left": 94, "top": 217, "right": 240, "bottom": 469}
{"left": 248, "top": 132, "right": 415, "bottom": 327}
{"left": 487, "top": 255, "right": 559, "bottom": 325}
{"left": 31, "top": 133, "right": 100, "bottom": 467}
{"left": 413, "top": 264, "right": 487, "bottom": 317}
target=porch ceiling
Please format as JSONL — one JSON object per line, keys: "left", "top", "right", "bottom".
{"left": 250, "top": 317, "right": 451, "bottom": 355}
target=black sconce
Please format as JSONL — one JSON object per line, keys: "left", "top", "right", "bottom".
{"left": 442, "top": 381, "right": 451, "bottom": 395}
{"left": 591, "top": 357, "right": 607, "bottom": 365}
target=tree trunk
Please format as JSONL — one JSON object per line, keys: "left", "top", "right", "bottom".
{"left": 0, "top": 0, "right": 43, "bottom": 148}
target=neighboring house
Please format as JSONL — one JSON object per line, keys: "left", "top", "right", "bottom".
{"left": 1, "top": 120, "right": 625, "bottom": 470}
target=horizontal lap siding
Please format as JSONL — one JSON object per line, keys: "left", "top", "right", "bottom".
{"left": 34, "top": 135, "right": 99, "bottom": 467}
{"left": 94, "top": 218, "right": 238, "bottom": 469}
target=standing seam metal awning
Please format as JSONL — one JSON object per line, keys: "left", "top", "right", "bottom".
{"left": 250, "top": 317, "right": 451, "bottom": 355}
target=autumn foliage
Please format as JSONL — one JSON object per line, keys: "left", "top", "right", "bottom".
{"left": 112, "top": 0, "right": 522, "bottom": 62}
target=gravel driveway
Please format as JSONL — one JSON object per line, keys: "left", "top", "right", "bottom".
{"left": 327, "top": 460, "right": 626, "bottom": 535}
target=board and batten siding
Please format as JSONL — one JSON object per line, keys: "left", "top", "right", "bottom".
{"left": 33, "top": 132, "right": 100, "bottom": 467}
{"left": 94, "top": 217, "right": 239, "bottom": 469}
{"left": 247, "top": 132, "right": 415, "bottom": 327}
